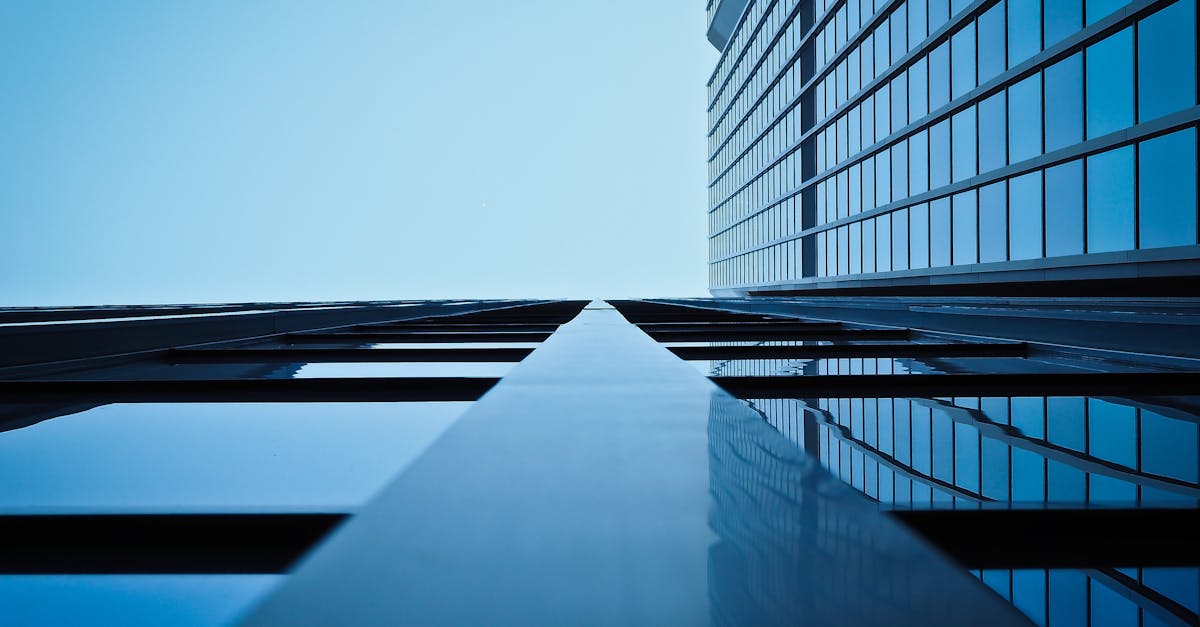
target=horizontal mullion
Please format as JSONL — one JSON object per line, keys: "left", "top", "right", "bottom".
{"left": 893, "top": 507, "right": 1200, "bottom": 569}
{"left": 357, "top": 323, "right": 560, "bottom": 332}
{"left": 0, "top": 513, "right": 348, "bottom": 574}
{"left": 670, "top": 341, "right": 1026, "bottom": 360}
{"left": 637, "top": 321, "right": 844, "bottom": 332}
{"left": 0, "top": 378, "right": 500, "bottom": 402}
{"left": 286, "top": 332, "right": 552, "bottom": 343}
{"left": 169, "top": 348, "right": 533, "bottom": 363}
{"left": 648, "top": 328, "right": 910, "bottom": 342}
{"left": 712, "top": 372, "right": 1200, "bottom": 398}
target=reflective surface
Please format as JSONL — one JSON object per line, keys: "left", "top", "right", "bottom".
{"left": 0, "top": 402, "right": 469, "bottom": 509}
{"left": 291, "top": 362, "right": 514, "bottom": 378}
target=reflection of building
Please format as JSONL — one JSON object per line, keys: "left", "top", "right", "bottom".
{"left": 705, "top": 0, "right": 1198, "bottom": 296}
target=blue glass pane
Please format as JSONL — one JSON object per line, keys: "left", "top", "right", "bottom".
{"left": 909, "top": 0, "right": 928, "bottom": 52}
{"left": 876, "top": 84, "right": 891, "bottom": 139}
{"left": 1011, "top": 396, "right": 1045, "bottom": 438}
{"left": 952, "top": 189, "right": 978, "bottom": 264}
{"left": 909, "top": 59, "right": 929, "bottom": 121}
{"left": 1046, "top": 397, "right": 1085, "bottom": 451}
{"left": 930, "top": 408, "right": 952, "bottom": 480}
{"left": 1139, "top": 128, "right": 1198, "bottom": 249}
{"left": 1009, "top": 171, "right": 1043, "bottom": 260}
{"left": 931, "top": 197, "right": 952, "bottom": 266}
{"left": 1011, "top": 448, "right": 1045, "bottom": 501}
{"left": 1048, "top": 460, "right": 1086, "bottom": 502}
{"left": 1009, "top": 0, "right": 1042, "bottom": 67}
{"left": 1045, "top": 0, "right": 1082, "bottom": 45}
{"left": 953, "top": 422, "right": 980, "bottom": 492}
{"left": 1044, "top": 53, "right": 1083, "bottom": 151}
{"left": 951, "top": 22, "right": 977, "bottom": 99}
{"left": 929, "top": 41, "right": 952, "bottom": 110}
{"left": 1012, "top": 570, "right": 1048, "bottom": 625}
{"left": 1088, "top": 399, "right": 1136, "bottom": 467}
{"left": 876, "top": 213, "right": 893, "bottom": 271}
{"left": 979, "top": 181, "right": 1008, "bottom": 262}
{"left": 892, "top": 75, "right": 908, "bottom": 132}
{"left": 1086, "top": 145, "right": 1135, "bottom": 253}
{"left": 1086, "top": 28, "right": 1133, "bottom": 139}
{"left": 909, "top": 130, "right": 930, "bottom": 194}
{"left": 1087, "top": 0, "right": 1128, "bottom": 24}
{"left": 910, "top": 202, "right": 931, "bottom": 268}
{"left": 1142, "top": 568, "right": 1200, "bottom": 613}
{"left": 1008, "top": 74, "right": 1042, "bottom": 162}
{"left": 952, "top": 107, "right": 977, "bottom": 182}
{"left": 892, "top": 208, "right": 909, "bottom": 269}
{"left": 930, "top": 119, "right": 951, "bottom": 188}
{"left": 863, "top": 217, "right": 877, "bottom": 271}
{"left": 891, "top": 4, "right": 908, "bottom": 63}
{"left": 1141, "top": 409, "right": 1200, "bottom": 483}
{"left": 892, "top": 140, "right": 909, "bottom": 200}
{"left": 876, "top": 150, "right": 892, "bottom": 206}
{"left": 1139, "top": 0, "right": 1197, "bottom": 121}
{"left": 1090, "top": 577, "right": 1139, "bottom": 626}
{"left": 981, "top": 438, "right": 1010, "bottom": 499}
{"left": 1049, "top": 570, "right": 1088, "bottom": 627}
{"left": 1045, "top": 160, "right": 1084, "bottom": 256}
{"left": 979, "top": 92, "right": 1007, "bottom": 173}
{"left": 978, "top": 1, "right": 1007, "bottom": 84}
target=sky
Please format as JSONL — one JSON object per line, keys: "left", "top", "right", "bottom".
{"left": 0, "top": 1, "right": 717, "bottom": 305}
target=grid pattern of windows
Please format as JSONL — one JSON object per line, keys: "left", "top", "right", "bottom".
{"left": 708, "top": 0, "right": 1200, "bottom": 292}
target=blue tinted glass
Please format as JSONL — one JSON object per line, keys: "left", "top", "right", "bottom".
{"left": 891, "top": 4, "right": 908, "bottom": 63}
{"left": 1086, "top": 145, "right": 1135, "bottom": 253}
{"left": 1045, "top": 160, "right": 1084, "bottom": 256}
{"left": 850, "top": 221, "right": 862, "bottom": 273}
{"left": 910, "top": 202, "right": 931, "bottom": 268}
{"left": 1139, "top": 128, "right": 1198, "bottom": 249}
{"left": 876, "top": 150, "right": 892, "bottom": 206}
{"left": 952, "top": 107, "right": 977, "bottom": 182}
{"left": 876, "top": 84, "right": 891, "bottom": 140}
{"left": 952, "top": 190, "right": 978, "bottom": 264}
{"left": 1087, "top": 0, "right": 1128, "bottom": 24}
{"left": 1011, "top": 448, "right": 1045, "bottom": 501}
{"left": 1088, "top": 399, "right": 1136, "bottom": 467}
{"left": 1048, "top": 460, "right": 1087, "bottom": 502}
{"left": 1046, "top": 1, "right": 1082, "bottom": 47}
{"left": 892, "top": 208, "right": 910, "bottom": 269}
{"left": 978, "top": 92, "right": 1007, "bottom": 173}
{"left": 862, "top": 157, "right": 876, "bottom": 210}
{"left": 1143, "top": 568, "right": 1200, "bottom": 613}
{"left": 1047, "top": 397, "right": 1086, "bottom": 451}
{"left": 1012, "top": 570, "right": 1048, "bottom": 625}
{"left": 876, "top": 24, "right": 891, "bottom": 74}
{"left": 929, "top": 0, "right": 951, "bottom": 30}
{"left": 929, "top": 42, "right": 952, "bottom": 111}
{"left": 930, "top": 119, "right": 951, "bottom": 188}
{"left": 910, "top": 130, "right": 930, "bottom": 194}
{"left": 0, "top": 402, "right": 468, "bottom": 509}
{"left": 954, "top": 422, "right": 981, "bottom": 492}
{"left": 863, "top": 218, "right": 877, "bottom": 271}
{"left": 1049, "top": 570, "right": 1088, "bottom": 627}
{"left": 892, "top": 140, "right": 909, "bottom": 200}
{"left": 293, "top": 362, "right": 514, "bottom": 377}
{"left": 1044, "top": 53, "right": 1083, "bottom": 151}
{"left": 0, "top": 575, "right": 280, "bottom": 627}
{"left": 930, "top": 409, "right": 951, "bottom": 480}
{"left": 951, "top": 22, "right": 977, "bottom": 99}
{"left": 1139, "top": 0, "right": 1197, "bottom": 121}
{"left": 1008, "top": 74, "right": 1042, "bottom": 162}
{"left": 979, "top": 181, "right": 1008, "bottom": 262}
{"left": 1091, "top": 578, "right": 1140, "bottom": 624}
{"left": 1011, "top": 397, "right": 1045, "bottom": 438}
{"left": 1009, "top": 171, "right": 1043, "bottom": 260}
{"left": 951, "top": 0, "right": 973, "bottom": 15}
{"left": 981, "top": 438, "right": 1010, "bottom": 499}
{"left": 909, "top": 0, "right": 928, "bottom": 48}
{"left": 1009, "top": 0, "right": 1042, "bottom": 67}
{"left": 977, "top": 1, "right": 1007, "bottom": 84}
{"left": 893, "top": 75, "right": 909, "bottom": 132}
{"left": 1086, "top": 28, "right": 1133, "bottom": 139}
{"left": 1141, "top": 409, "right": 1200, "bottom": 483}
{"left": 876, "top": 213, "right": 893, "bottom": 271}
{"left": 909, "top": 59, "right": 929, "bottom": 120}
{"left": 931, "top": 197, "right": 952, "bottom": 265}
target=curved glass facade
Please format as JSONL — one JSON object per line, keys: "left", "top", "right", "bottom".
{"left": 707, "top": 0, "right": 1200, "bottom": 294}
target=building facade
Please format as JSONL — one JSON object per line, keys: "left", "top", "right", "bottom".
{"left": 706, "top": 0, "right": 1200, "bottom": 295}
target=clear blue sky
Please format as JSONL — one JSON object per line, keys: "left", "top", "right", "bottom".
{"left": 0, "top": 1, "right": 716, "bottom": 305}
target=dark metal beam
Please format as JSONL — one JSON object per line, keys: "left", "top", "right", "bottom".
{"left": 286, "top": 332, "right": 551, "bottom": 343}
{"left": 713, "top": 372, "right": 1200, "bottom": 398}
{"left": 169, "top": 348, "right": 533, "bottom": 363}
{"left": 892, "top": 507, "right": 1200, "bottom": 569}
{"left": 357, "top": 324, "right": 561, "bottom": 333}
{"left": 0, "top": 513, "right": 348, "bottom": 574}
{"left": 646, "top": 328, "right": 910, "bottom": 342}
{"left": 670, "top": 342, "right": 1028, "bottom": 360}
{"left": 636, "top": 321, "right": 843, "bottom": 332}
{"left": 0, "top": 378, "right": 500, "bottom": 402}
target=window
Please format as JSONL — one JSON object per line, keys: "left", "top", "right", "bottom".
{"left": 1138, "top": 0, "right": 1197, "bottom": 122}
{"left": 893, "top": 208, "right": 910, "bottom": 270}
{"left": 1086, "top": 145, "right": 1135, "bottom": 253}
{"left": 910, "top": 202, "right": 931, "bottom": 268}
{"left": 1008, "top": 74, "right": 1042, "bottom": 162}
{"left": 951, "top": 22, "right": 977, "bottom": 99}
{"left": 977, "top": 1, "right": 1007, "bottom": 84}
{"left": 909, "top": 58, "right": 929, "bottom": 121}
{"left": 930, "top": 119, "right": 951, "bottom": 188}
{"left": 892, "top": 140, "right": 909, "bottom": 201}
{"left": 952, "top": 106, "right": 977, "bottom": 182}
{"left": 910, "top": 130, "right": 930, "bottom": 195}
{"left": 863, "top": 157, "right": 877, "bottom": 211}
{"left": 979, "top": 181, "right": 1008, "bottom": 262}
{"left": 909, "top": 0, "right": 929, "bottom": 48}
{"left": 1009, "top": 170, "right": 1044, "bottom": 260}
{"left": 1045, "top": 0, "right": 1082, "bottom": 46}
{"left": 892, "top": 74, "right": 909, "bottom": 132}
{"left": 850, "top": 221, "right": 862, "bottom": 274}
{"left": 1086, "top": 28, "right": 1133, "bottom": 139}
{"left": 876, "top": 84, "right": 892, "bottom": 141}
{"left": 929, "top": 0, "right": 951, "bottom": 31}
{"left": 863, "top": 217, "right": 877, "bottom": 271}
{"left": 952, "top": 189, "right": 978, "bottom": 264}
{"left": 891, "top": 4, "right": 908, "bottom": 64}
{"left": 1086, "top": 0, "right": 1127, "bottom": 25}
{"left": 877, "top": 213, "right": 893, "bottom": 271}
{"left": 929, "top": 41, "right": 952, "bottom": 110}
{"left": 978, "top": 92, "right": 1007, "bottom": 173}
{"left": 1045, "top": 53, "right": 1083, "bottom": 152}
{"left": 1009, "top": 0, "right": 1042, "bottom": 67}
{"left": 877, "top": 151, "right": 892, "bottom": 207}
{"left": 931, "top": 197, "right": 952, "bottom": 266}
{"left": 1139, "top": 128, "right": 1198, "bottom": 249}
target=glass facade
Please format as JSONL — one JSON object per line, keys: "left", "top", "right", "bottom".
{"left": 707, "top": 0, "right": 1200, "bottom": 293}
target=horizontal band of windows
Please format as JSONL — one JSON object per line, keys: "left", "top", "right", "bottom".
{"left": 0, "top": 378, "right": 500, "bottom": 403}
{"left": 706, "top": 0, "right": 1165, "bottom": 214}
{"left": 168, "top": 348, "right": 534, "bottom": 363}
{"left": 707, "top": 109, "right": 1200, "bottom": 260}
{"left": 707, "top": 0, "right": 768, "bottom": 88}
{"left": 712, "top": 371, "right": 1200, "bottom": 397}
{"left": 708, "top": 0, "right": 803, "bottom": 111}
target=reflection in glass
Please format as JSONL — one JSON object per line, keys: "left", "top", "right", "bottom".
{"left": 1138, "top": 0, "right": 1197, "bottom": 122}
{"left": 1086, "top": 145, "right": 1135, "bottom": 253}
{"left": 1086, "top": 28, "right": 1133, "bottom": 139}
{"left": 1138, "top": 128, "right": 1198, "bottom": 249}
{"left": 1045, "top": 53, "right": 1083, "bottom": 152}
{"left": 1045, "top": 160, "right": 1085, "bottom": 257}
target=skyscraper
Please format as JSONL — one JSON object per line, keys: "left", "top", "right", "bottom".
{"left": 706, "top": 0, "right": 1198, "bottom": 295}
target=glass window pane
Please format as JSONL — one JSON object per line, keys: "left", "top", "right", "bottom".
{"left": 1139, "top": 127, "right": 1199, "bottom": 249}
{"left": 891, "top": 4, "right": 908, "bottom": 63}
{"left": 910, "top": 129, "right": 930, "bottom": 194}
{"left": 951, "top": 22, "right": 977, "bottom": 99}
{"left": 1138, "top": 0, "right": 1197, "bottom": 122}
{"left": 929, "top": 41, "right": 952, "bottom": 110}
{"left": 1044, "top": 53, "right": 1083, "bottom": 151}
{"left": 892, "top": 140, "right": 909, "bottom": 200}
{"left": 979, "top": 181, "right": 1008, "bottom": 262}
{"left": 952, "top": 106, "right": 977, "bottom": 182}
{"left": 876, "top": 213, "right": 893, "bottom": 271}
{"left": 893, "top": 207, "right": 910, "bottom": 269}
{"left": 1009, "top": 170, "right": 1044, "bottom": 260}
{"left": 978, "top": 92, "right": 1007, "bottom": 173}
{"left": 1086, "top": 0, "right": 1127, "bottom": 25}
{"left": 977, "top": 1, "right": 1007, "bottom": 84}
{"left": 863, "top": 217, "right": 877, "bottom": 271}
{"left": 1086, "top": 145, "right": 1135, "bottom": 253}
{"left": 1088, "top": 399, "right": 1136, "bottom": 467}
{"left": 1008, "top": 74, "right": 1042, "bottom": 162}
{"left": 952, "top": 189, "right": 978, "bottom": 264}
{"left": 930, "top": 119, "right": 952, "bottom": 188}
{"left": 876, "top": 84, "right": 891, "bottom": 140}
{"left": 876, "top": 150, "right": 892, "bottom": 206}
{"left": 891, "top": 75, "right": 908, "bottom": 133}
{"left": 1140, "top": 409, "right": 1200, "bottom": 483}
{"left": 1045, "top": 0, "right": 1082, "bottom": 45}
{"left": 931, "top": 197, "right": 952, "bottom": 266}
{"left": 1009, "top": 0, "right": 1042, "bottom": 67}
{"left": 930, "top": 0, "right": 951, "bottom": 31}
{"left": 910, "top": 202, "right": 931, "bottom": 268}
{"left": 910, "top": 0, "right": 929, "bottom": 47}
{"left": 1046, "top": 160, "right": 1085, "bottom": 256}
{"left": 909, "top": 58, "right": 929, "bottom": 121}
{"left": 1086, "top": 28, "right": 1133, "bottom": 139}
